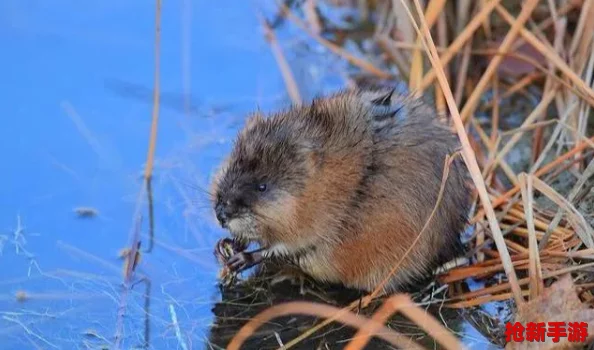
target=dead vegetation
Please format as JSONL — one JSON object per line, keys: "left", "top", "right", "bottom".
{"left": 216, "top": 0, "right": 594, "bottom": 349}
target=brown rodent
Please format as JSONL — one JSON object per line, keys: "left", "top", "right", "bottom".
{"left": 210, "top": 88, "right": 472, "bottom": 293}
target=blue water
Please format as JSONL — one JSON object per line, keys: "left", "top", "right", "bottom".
{"left": 0, "top": 1, "right": 291, "bottom": 348}
{"left": 0, "top": 1, "right": 498, "bottom": 349}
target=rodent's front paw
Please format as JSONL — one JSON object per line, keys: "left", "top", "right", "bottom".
{"left": 227, "top": 252, "right": 255, "bottom": 272}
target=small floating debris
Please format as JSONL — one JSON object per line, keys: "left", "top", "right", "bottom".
{"left": 81, "top": 329, "right": 101, "bottom": 339}
{"left": 15, "top": 290, "right": 28, "bottom": 302}
{"left": 73, "top": 207, "right": 99, "bottom": 218}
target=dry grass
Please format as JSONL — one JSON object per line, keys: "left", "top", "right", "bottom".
{"left": 112, "top": 1, "right": 162, "bottom": 349}
{"left": 214, "top": 0, "right": 594, "bottom": 348}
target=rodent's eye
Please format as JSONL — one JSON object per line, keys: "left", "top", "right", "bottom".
{"left": 257, "top": 184, "right": 267, "bottom": 192}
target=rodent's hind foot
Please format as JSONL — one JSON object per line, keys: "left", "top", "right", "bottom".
{"left": 227, "top": 249, "right": 265, "bottom": 273}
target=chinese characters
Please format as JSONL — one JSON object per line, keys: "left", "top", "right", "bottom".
{"left": 505, "top": 322, "right": 588, "bottom": 343}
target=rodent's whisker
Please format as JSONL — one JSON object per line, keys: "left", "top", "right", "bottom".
{"left": 172, "top": 177, "right": 213, "bottom": 197}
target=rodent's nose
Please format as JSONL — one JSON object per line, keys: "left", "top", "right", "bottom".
{"left": 215, "top": 201, "right": 233, "bottom": 228}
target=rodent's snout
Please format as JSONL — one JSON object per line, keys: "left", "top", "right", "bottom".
{"left": 215, "top": 200, "right": 234, "bottom": 228}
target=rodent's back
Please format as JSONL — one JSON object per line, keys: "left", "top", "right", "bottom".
{"left": 289, "top": 89, "right": 471, "bottom": 292}
{"left": 325, "top": 90, "right": 471, "bottom": 292}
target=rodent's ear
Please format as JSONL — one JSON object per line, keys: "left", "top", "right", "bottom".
{"left": 370, "top": 88, "right": 395, "bottom": 106}
{"left": 360, "top": 88, "right": 395, "bottom": 106}
{"left": 360, "top": 89, "right": 408, "bottom": 124}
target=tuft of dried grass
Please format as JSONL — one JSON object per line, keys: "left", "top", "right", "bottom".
{"left": 227, "top": 295, "right": 462, "bottom": 350}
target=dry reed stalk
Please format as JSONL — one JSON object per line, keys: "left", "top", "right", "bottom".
{"left": 470, "top": 133, "right": 488, "bottom": 169}
{"left": 545, "top": 149, "right": 594, "bottom": 181}
{"left": 151, "top": 238, "right": 216, "bottom": 269}
{"left": 569, "top": 0, "right": 594, "bottom": 71}
{"left": 226, "top": 301, "right": 425, "bottom": 350}
{"left": 577, "top": 282, "right": 594, "bottom": 290}
{"left": 345, "top": 295, "right": 463, "bottom": 350}
{"left": 443, "top": 164, "right": 594, "bottom": 306}
{"left": 459, "top": 0, "right": 541, "bottom": 123}
{"left": 455, "top": 0, "right": 471, "bottom": 35}
{"left": 454, "top": 40, "right": 472, "bottom": 106}
{"left": 376, "top": 39, "right": 547, "bottom": 55}
{"left": 449, "top": 276, "right": 534, "bottom": 302}
{"left": 344, "top": 295, "right": 410, "bottom": 350}
{"left": 144, "top": 0, "right": 162, "bottom": 182}
{"left": 471, "top": 118, "right": 518, "bottom": 185}
{"left": 445, "top": 263, "right": 594, "bottom": 306}
{"left": 113, "top": 1, "right": 161, "bottom": 348}
{"left": 530, "top": 175, "right": 594, "bottom": 249}
{"left": 376, "top": 36, "right": 411, "bottom": 80}
{"left": 519, "top": 173, "right": 545, "bottom": 300}
{"left": 401, "top": 0, "right": 525, "bottom": 298}
{"left": 532, "top": 124, "right": 546, "bottom": 165}
{"left": 478, "top": 0, "right": 492, "bottom": 37}
{"left": 499, "top": 120, "right": 559, "bottom": 137}
{"left": 440, "top": 258, "right": 531, "bottom": 284}
{"left": 477, "top": 75, "right": 501, "bottom": 263}
{"left": 483, "top": 248, "right": 504, "bottom": 259}
{"left": 276, "top": 297, "right": 367, "bottom": 349}
{"left": 533, "top": 0, "right": 563, "bottom": 164}
{"left": 447, "top": 290, "right": 531, "bottom": 308}
{"left": 466, "top": 47, "right": 594, "bottom": 101}
{"left": 495, "top": 5, "right": 594, "bottom": 106}
{"left": 501, "top": 72, "right": 543, "bottom": 99}
{"left": 391, "top": 0, "right": 415, "bottom": 61}
{"left": 504, "top": 239, "right": 530, "bottom": 254}
{"left": 531, "top": 99, "right": 581, "bottom": 171}
{"left": 506, "top": 208, "right": 573, "bottom": 236}
{"left": 261, "top": 16, "right": 302, "bottom": 104}
{"left": 409, "top": 43, "right": 423, "bottom": 91}
{"left": 473, "top": 135, "right": 594, "bottom": 223}
{"left": 490, "top": 75, "right": 499, "bottom": 146}
{"left": 57, "top": 241, "right": 123, "bottom": 276}
{"left": 419, "top": 0, "right": 503, "bottom": 90}
{"left": 392, "top": 295, "right": 463, "bottom": 350}
{"left": 303, "top": 0, "right": 322, "bottom": 34}
{"left": 408, "top": 0, "right": 446, "bottom": 94}
{"left": 540, "top": 158, "right": 594, "bottom": 249}
{"left": 532, "top": 0, "right": 582, "bottom": 39}
{"left": 369, "top": 152, "right": 459, "bottom": 299}
{"left": 435, "top": 11, "right": 448, "bottom": 113}
{"left": 499, "top": 224, "right": 556, "bottom": 241}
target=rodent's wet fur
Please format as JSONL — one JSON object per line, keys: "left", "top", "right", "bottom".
{"left": 211, "top": 88, "right": 472, "bottom": 294}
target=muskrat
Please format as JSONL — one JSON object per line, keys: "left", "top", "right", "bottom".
{"left": 210, "top": 88, "right": 472, "bottom": 293}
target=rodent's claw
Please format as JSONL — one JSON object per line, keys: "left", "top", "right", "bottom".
{"left": 227, "top": 250, "right": 264, "bottom": 272}
{"left": 227, "top": 252, "right": 253, "bottom": 272}
{"left": 231, "top": 237, "right": 249, "bottom": 252}
{"left": 214, "top": 238, "right": 235, "bottom": 265}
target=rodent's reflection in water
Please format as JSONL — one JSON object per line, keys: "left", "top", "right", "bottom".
{"left": 206, "top": 261, "right": 472, "bottom": 350}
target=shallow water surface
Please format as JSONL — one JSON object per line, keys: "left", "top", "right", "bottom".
{"left": 0, "top": 1, "right": 500, "bottom": 349}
